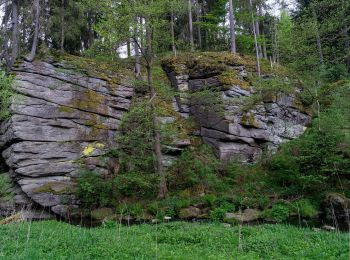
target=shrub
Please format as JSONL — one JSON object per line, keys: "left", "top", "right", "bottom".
{"left": 0, "top": 174, "right": 13, "bottom": 200}
{"left": 269, "top": 203, "right": 290, "bottom": 223}
{"left": 0, "top": 71, "right": 15, "bottom": 120}
{"left": 168, "top": 145, "right": 221, "bottom": 191}
{"left": 290, "top": 199, "right": 318, "bottom": 219}
{"left": 75, "top": 170, "right": 114, "bottom": 209}
{"left": 113, "top": 172, "right": 157, "bottom": 198}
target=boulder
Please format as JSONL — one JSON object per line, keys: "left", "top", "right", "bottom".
{"left": 162, "top": 53, "right": 311, "bottom": 162}
{"left": 322, "top": 193, "right": 350, "bottom": 223}
{"left": 224, "top": 209, "right": 261, "bottom": 223}
{"left": 0, "top": 57, "right": 134, "bottom": 219}
{"left": 179, "top": 206, "right": 201, "bottom": 219}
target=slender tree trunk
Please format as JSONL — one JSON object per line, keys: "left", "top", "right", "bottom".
{"left": 26, "top": 0, "right": 40, "bottom": 62}
{"left": 255, "top": 20, "right": 263, "bottom": 59}
{"left": 170, "top": 11, "right": 176, "bottom": 55}
{"left": 311, "top": 4, "right": 324, "bottom": 65}
{"left": 188, "top": 0, "right": 194, "bottom": 51}
{"left": 134, "top": 17, "right": 141, "bottom": 78}
{"left": 196, "top": 1, "right": 202, "bottom": 50}
{"left": 60, "top": 0, "right": 65, "bottom": 53}
{"left": 343, "top": 27, "right": 350, "bottom": 73}
{"left": 259, "top": 6, "right": 268, "bottom": 59}
{"left": 126, "top": 38, "right": 131, "bottom": 58}
{"left": 10, "top": 0, "right": 19, "bottom": 67}
{"left": 228, "top": 0, "right": 236, "bottom": 53}
{"left": 145, "top": 22, "right": 168, "bottom": 199}
{"left": 0, "top": 2, "right": 11, "bottom": 65}
{"left": 249, "top": 0, "right": 261, "bottom": 77}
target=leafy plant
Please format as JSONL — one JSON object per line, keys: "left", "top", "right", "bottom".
{"left": 0, "top": 174, "right": 13, "bottom": 201}
{"left": 75, "top": 170, "right": 114, "bottom": 209}
{"left": 0, "top": 71, "right": 15, "bottom": 120}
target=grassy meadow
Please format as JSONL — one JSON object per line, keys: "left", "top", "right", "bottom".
{"left": 0, "top": 221, "right": 348, "bottom": 259}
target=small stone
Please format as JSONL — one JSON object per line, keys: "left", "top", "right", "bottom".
{"left": 322, "top": 225, "right": 336, "bottom": 231}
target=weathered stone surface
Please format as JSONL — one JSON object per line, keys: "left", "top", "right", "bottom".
{"left": 179, "top": 206, "right": 201, "bottom": 219}
{"left": 0, "top": 59, "right": 134, "bottom": 218}
{"left": 322, "top": 193, "right": 350, "bottom": 223}
{"left": 162, "top": 56, "right": 311, "bottom": 162}
{"left": 224, "top": 209, "right": 262, "bottom": 223}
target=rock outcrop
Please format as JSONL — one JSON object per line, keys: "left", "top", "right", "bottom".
{"left": 162, "top": 52, "right": 311, "bottom": 162}
{"left": 0, "top": 57, "right": 134, "bottom": 218}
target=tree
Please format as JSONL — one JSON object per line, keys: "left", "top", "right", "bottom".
{"left": 60, "top": 0, "right": 65, "bottom": 53}
{"left": 9, "top": 0, "right": 19, "bottom": 67}
{"left": 25, "top": 0, "right": 40, "bottom": 62}
{"left": 93, "top": 0, "right": 188, "bottom": 198}
{"left": 228, "top": 0, "right": 237, "bottom": 53}
{"left": 249, "top": 0, "right": 261, "bottom": 77}
{"left": 188, "top": 0, "right": 194, "bottom": 51}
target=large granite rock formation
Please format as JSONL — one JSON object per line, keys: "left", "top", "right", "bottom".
{"left": 0, "top": 57, "right": 134, "bottom": 218}
{"left": 162, "top": 52, "right": 312, "bottom": 162}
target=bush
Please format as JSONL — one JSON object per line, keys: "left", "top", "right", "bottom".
{"left": 0, "top": 174, "right": 13, "bottom": 200}
{"left": 290, "top": 199, "right": 318, "bottom": 219}
{"left": 75, "top": 170, "right": 114, "bottom": 209}
{"left": 114, "top": 172, "right": 158, "bottom": 198}
{"left": 0, "top": 71, "right": 15, "bottom": 120}
{"left": 168, "top": 145, "right": 221, "bottom": 191}
{"left": 263, "top": 203, "right": 290, "bottom": 223}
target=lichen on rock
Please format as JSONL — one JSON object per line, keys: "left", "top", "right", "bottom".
{"left": 162, "top": 52, "right": 311, "bottom": 162}
{"left": 0, "top": 56, "right": 134, "bottom": 219}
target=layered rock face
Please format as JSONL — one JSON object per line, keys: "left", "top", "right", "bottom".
{"left": 163, "top": 53, "right": 311, "bottom": 162}
{"left": 0, "top": 58, "right": 133, "bottom": 218}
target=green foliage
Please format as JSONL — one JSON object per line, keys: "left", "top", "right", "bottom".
{"left": 116, "top": 99, "right": 154, "bottom": 174}
{"left": 168, "top": 145, "right": 222, "bottom": 191}
{"left": 0, "top": 221, "right": 348, "bottom": 259}
{"left": 0, "top": 174, "right": 13, "bottom": 201}
{"left": 0, "top": 71, "right": 15, "bottom": 120}
{"left": 290, "top": 199, "right": 318, "bottom": 219}
{"left": 75, "top": 170, "right": 114, "bottom": 209}
{"left": 267, "top": 82, "right": 350, "bottom": 192}
{"left": 263, "top": 203, "right": 290, "bottom": 223}
{"left": 113, "top": 172, "right": 157, "bottom": 198}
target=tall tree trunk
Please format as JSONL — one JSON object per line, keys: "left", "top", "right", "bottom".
{"left": 259, "top": 6, "right": 268, "bottom": 59}
{"left": 255, "top": 20, "right": 263, "bottom": 59}
{"left": 26, "top": 0, "right": 40, "bottom": 62}
{"left": 188, "top": 0, "right": 194, "bottom": 51}
{"left": 228, "top": 0, "right": 236, "bottom": 53}
{"left": 170, "top": 11, "right": 176, "bottom": 55}
{"left": 60, "top": 0, "right": 65, "bottom": 53}
{"left": 134, "top": 17, "right": 141, "bottom": 78}
{"left": 10, "top": 0, "right": 19, "bottom": 67}
{"left": 196, "top": 1, "right": 202, "bottom": 50}
{"left": 145, "top": 21, "right": 168, "bottom": 199}
{"left": 0, "top": 2, "right": 11, "bottom": 66}
{"left": 126, "top": 38, "right": 131, "bottom": 58}
{"left": 344, "top": 26, "right": 350, "bottom": 73}
{"left": 249, "top": 0, "right": 261, "bottom": 77}
{"left": 311, "top": 4, "right": 324, "bottom": 65}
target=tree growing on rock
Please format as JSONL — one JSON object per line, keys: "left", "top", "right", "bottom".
{"left": 94, "top": 0, "right": 185, "bottom": 198}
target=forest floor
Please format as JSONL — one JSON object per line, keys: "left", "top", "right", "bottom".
{"left": 0, "top": 221, "right": 348, "bottom": 259}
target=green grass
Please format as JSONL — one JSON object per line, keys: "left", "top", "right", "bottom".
{"left": 0, "top": 221, "right": 348, "bottom": 259}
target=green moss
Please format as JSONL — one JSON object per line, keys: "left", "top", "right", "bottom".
{"left": 34, "top": 182, "right": 75, "bottom": 195}
{"left": 241, "top": 113, "right": 259, "bottom": 128}
{"left": 218, "top": 71, "right": 250, "bottom": 90}
{"left": 58, "top": 105, "right": 75, "bottom": 113}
